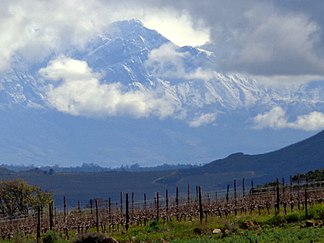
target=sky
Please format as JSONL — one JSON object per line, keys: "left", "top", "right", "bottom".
{"left": 1, "top": 0, "right": 324, "bottom": 131}
{"left": 1, "top": 0, "right": 324, "bottom": 83}
{"left": 1, "top": 1, "right": 324, "bottom": 166}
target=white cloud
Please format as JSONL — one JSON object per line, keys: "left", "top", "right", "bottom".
{"left": 211, "top": 3, "right": 324, "bottom": 77}
{"left": 251, "top": 75, "right": 324, "bottom": 87}
{"left": 186, "top": 68, "right": 216, "bottom": 81}
{"left": 39, "top": 56, "right": 98, "bottom": 81}
{"left": 1, "top": 0, "right": 324, "bottom": 85}
{"left": 254, "top": 107, "right": 288, "bottom": 129}
{"left": 142, "top": 10, "right": 210, "bottom": 47}
{"left": 39, "top": 56, "right": 180, "bottom": 118}
{"left": 289, "top": 112, "right": 324, "bottom": 131}
{"left": 145, "top": 43, "right": 188, "bottom": 79}
{"left": 0, "top": 0, "right": 105, "bottom": 71}
{"left": 145, "top": 44, "right": 218, "bottom": 82}
{"left": 0, "top": 1, "right": 210, "bottom": 71}
{"left": 254, "top": 106, "right": 324, "bottom": 131}
{"left": 189, "top": 113, "right": 217, "bottom": 128}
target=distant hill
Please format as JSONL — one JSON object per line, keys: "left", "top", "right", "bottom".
{"left": 0, "top": 130, "right": 323, "bottom": 206}
{"left": 202, "top": 129, "right": 324, "bottom": 176}
{"left": 156, "top": 130, "right": 324, "bottom": 188}
{"left": 0, "top": 167, "right": 14, "bottom": 175}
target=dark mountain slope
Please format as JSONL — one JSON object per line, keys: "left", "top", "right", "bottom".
{"left": 200, "top": 130, "right": 324, "bottom": 180}
{"left": 156, "top": 130, "right": 324, "bottom": 188}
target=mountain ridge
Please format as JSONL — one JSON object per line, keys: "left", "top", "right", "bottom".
{"left": 0, "top": 19, "right": 323, "bottom": 166}
{"left": 167, "top": 129, "right": 324, "bottom": 186}
{"left": 0, "top": 129, "right": 322, "bottom": 206}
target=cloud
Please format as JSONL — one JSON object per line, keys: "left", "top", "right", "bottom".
{"left": 0, "top": 0, "right": 210, "bottom": 71}
{"left": 142, "top": 10, "right": 210, "bottom": 47}
{"left": 254, "top": 106, "right": 324, "bottom": 131}
{"left": 2, "top": 0, "right": 324, "bottom": 83}
{"left": 189, "top": 113, "right": 217, "bottom": 127}
{"left": 253, "top": 107, "right": 288, "bottom": 129}
{"left": 145, "top": 43, "right": 218, "bottom": 81}
{"left": 39, "top": 56, "right": 180, "bottom": 118}
{"left": 289, "top": 112, "right": 324, "bottom": 131}
{"left": 172, "top": 1, "right": 324, "bottom": 79}
{"left": 39, "top": 57, "right": 98, "bottom": 81}
{"left": 0, "top": 0, "right": 106, "bottom": 71}
{"left": 251, "top": 75, "right": 324, "bottom": 87}
{"left": 143, "top": 0, "right": 324, "bottom": 81}
{"left": 144, "top": 43, "right": 189, "bottom": 79}
{"left": 228, "top": 8, "right": 324, "bottom": 76}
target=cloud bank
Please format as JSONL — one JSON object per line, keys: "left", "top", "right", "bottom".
{"left": 0, "top": 0, "right": 209, "bottom": 71}
{"left": 39, "top": 56, "right": 219, "bottom": 128}
{"left": 2, "top": 0, "right": 324, "bottom": 82}
{"left": 254, "top": 107, "right": 324, "bottom": 131}
{"left": 145, "top": 43, "right": 189, "bottom": 79}
{"left": 39, "top": 56, "right": 180, "bottom": 118}
{"left": 145, "top": 43, "right": 221, "bottom": 82}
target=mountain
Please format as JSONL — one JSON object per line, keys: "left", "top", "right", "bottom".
{"left": 0, "top": 19, "right": 323, "bottom": 166}
{"left": 204, "top": 130, "right": 324, "bottom": 174}
{"left": 156, "top": 130, "right": 324, "bottom": 189}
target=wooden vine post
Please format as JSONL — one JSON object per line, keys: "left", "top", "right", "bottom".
{"left": 176, "top": 186, "right": 179, "bottom": 221}
{"left": 63, "top": 196, "right": 67, "bottom": 218}
{"left": 120, "top": 192, "right": 123, "bottom": 218}
{"left": 95, "top": 199, "right": 99, "bottom": 232}
{"left": 125, "top": 193, "right": 129, "bottom": 231}
{"left": 234, "top": 179, "right": 237, "bottom": 216}
{"left": 37, "top": 206, "right": 41, "bottom": 243}
{"left": 305, "top": 188, "right": 308, "bottom": 219}
{"left": 49, "top": 202, "right": 54, "bottom": 230}
{"left": 276, "top": 178, "right": 280, "bottom": 215}
{"left": 156, "top": 192, "right": 160, "bottom": 221}
{"left": 198, "top": 186, "right": 203, "bottom": 224}
{"left": 165, "top": 189, "right": 169, "bottom": 221}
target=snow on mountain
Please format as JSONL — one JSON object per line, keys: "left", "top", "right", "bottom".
{"left": 0, "top": 19, "right": 323, "bottom": 166}
{"left": 0, "top": 55, "right": 46, "bottom": 108}
{"left": 1, "top": 19, "right": 323, "bottom": 120}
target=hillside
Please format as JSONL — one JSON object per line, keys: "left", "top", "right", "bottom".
{"left": 156, "top": 130, "right": 324, "bottom": 189}
{"left": 0, "top": 130, "right": 323, "bottom": 206}
{"left": 202, "top": 130, "right": 324, "bottom": 176}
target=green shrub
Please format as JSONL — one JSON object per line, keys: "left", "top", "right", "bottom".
{"left": 308, "top": 204, "right": 324, "bottom": 219}
{"left": 42, "top": 230, "right": 65, "bottom": 243}
{"left": 266, "top": 215, "right": 286, "bottom": 226}
{"left": 74, "top": 232, "right": 114, "bottom": 243}
{"left": 193, "top": 227, "right": 202, "bottom": 235}
{"left": 145, "top": 221, "right": 160, "bottom": 232}
{"left": 285, "top": 212, "right": 302, "bottom": 223}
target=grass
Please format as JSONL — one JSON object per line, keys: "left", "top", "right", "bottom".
{"left": 111, "top": 204, "right": 324, "bottom": 242}
{"left": 1, "top": 203, "right": 324, "bottom": 242}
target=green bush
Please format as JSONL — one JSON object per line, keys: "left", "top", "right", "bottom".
{"left": 74, "top": 232, "right": 111, "bottom": 243}
{"left": 42, "top": 230, "right": 65, "bottom": 243}
{"left": 308, "top": 204, "right": 324, "bottom": 219}
{"left": 285, "top": 212, "right": 302, "bottom": 223}
{"left": 193, "top": 227, "right": 202, "bottom": 235}
{"left": 266, "top": 215, "right": 286, "bottom": 226}
{"left": 145, "top": 221, "right": 160, "bottom": 232}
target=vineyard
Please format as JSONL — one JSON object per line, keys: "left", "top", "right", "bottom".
{"left": 1, "top": 177, "right": 324, "bottom": 242}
